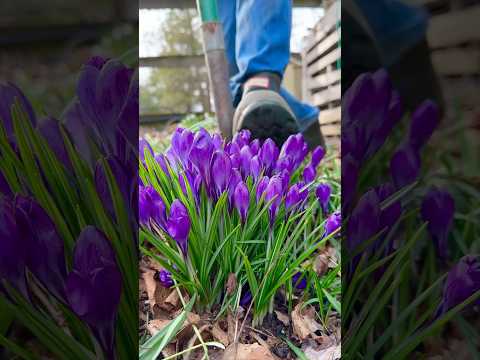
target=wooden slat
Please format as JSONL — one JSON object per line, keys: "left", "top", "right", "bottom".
{"left": 305, "top": 0, "right": 340, "bottom": 52}
{"left": 306, "top": 29, "right": 340, "bottom": 64}
{"left": 140, "top": 55, "right": 205, "bottom": 68}
{"left": 432, "top": 47, "right": 480, "bottom": 75}
{"left": 140, "top": 0, "right": 323, "bottom": 9}
{"left": 318, "top": 107, "right": 341, "bottom": 125}
{"left": 312, "top": 84, "right": 341, "bottom": 107}
{"left": 441, "top": 77, "right": 480, "bottom": 109}
{"left": 308, "top": 69, "right": 340, "bottom": 90}
{"left": 320, "top": 123, "right": 340, "bottom": 137}
{"left": 428, "top": 5, "right": 480, "bottom": 49}
{"left": 307, "top": 47, "right": 340, "bottom": 76}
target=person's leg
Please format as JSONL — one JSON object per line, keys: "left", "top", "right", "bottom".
{"left": 279, "top": 87, "right": 319, "bottom": 132}
{"left": 217, "top": 0, "right": 239, "bottom": 80}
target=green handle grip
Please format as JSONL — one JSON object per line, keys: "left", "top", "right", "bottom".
{"left": 196, "top": 0, "right": 219, "bottom": 22}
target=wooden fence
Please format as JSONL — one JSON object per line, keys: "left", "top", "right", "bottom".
{"left": 302, "top": 0, "right": 341, "bottom": 147}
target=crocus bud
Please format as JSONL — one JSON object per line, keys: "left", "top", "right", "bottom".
{"left": 256, "top": 176, "right": 270, "bottom": 202}
{"left": 167, "top": 200, "right": 191, "bottom": 257}
{"left": 239, "top": 145, "right": 253, "bottom": 177}
{"left": 211, "top": 151, "right": 232, "bottom": 196}
{"left": 190, "top": 128, "right": 214, "bottom": 180}
{"left": 250, "top": 155, "right": 261, "bottom": 179}
{"left": 408, "top": 100, "right": 439, "bottom": 151}
{"left": 316, "top": 183, "right": 331, "bottom": 214}
{"left": 285, "top": 184, "right": 301, "bottom": 211}
{"left": 311, "top": 146, "right": 326, "bottom": 168}
{"left": 15, "top": 196, "right": 67, "bottom": 301}
{"left": 259, "top": 139, "right": 279, "bottom": 174}
{"left": 155, "top": 154, "right": 170, "bottom": 176}
{"left": 325, "top": 212, "right": 341, "bottom": 237}
{"left": 240, "top": 287, "right": 252, "bottom": 307}
{"left": 37, "top": 117, "right": 71, "bottom": 171}
{"left": 212, "top": 133, "right": 224, "bottom": 150}
{"left": 0, "top": 199, "right": 28, "bottom": 298}
{"left": 346, "top": 190, "right": 381, "bottom": 253}
{"left": 292, "top": 272, "right": 307, "bottom": 290}
{"left": 139, "top": 185, "right": 167, "bottom": 230}
{"left": 171, "top": 127, "right": 194, "bottom": 162}
{"left": 158, "top": 269, "right": 174, "bottom": 288}
{"left": 250, "top": 139, "right": 261, "bottom": 155}
{"left": 234, "top": 181, "right": 249, "bottom": 222}
{"left": 421, "top": 188, "right": 455, "bottom": 258}
{"left": 303, "top": 165, "right": 316, "bottom": 183}
{"left": 390, "top": 144, "right": 421, "bottom": 190}
{"left": 139, "top": 138, "right": 153, "bottom": 163}
{"left": 65, "top": 226, "right": 122, "bottom": 359}
{"left": 233, "top": 129, "right": 251, "bottom": 148}
{"left": 265, "top": 176, "right": 283, "bottom": 225}
{"left": 438, "top": 255, "right": 480, "bottom": 316}
{"left": 276, "top": 156, "right": 294, "bottom": 174}
{"left": 375, "top": 182, "right": 402, "bottom": 230}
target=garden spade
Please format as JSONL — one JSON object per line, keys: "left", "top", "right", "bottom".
{"left": 196, "top": 0, "right": 234, "bottom": 139}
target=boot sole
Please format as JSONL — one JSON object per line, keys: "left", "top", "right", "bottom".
{"left": 233, "top": 90, "right": 299, "bottom": 146}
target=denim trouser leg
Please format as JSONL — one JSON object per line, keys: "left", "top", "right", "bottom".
{"left": 217, "top": 0, "right": 319, "bottom": 128}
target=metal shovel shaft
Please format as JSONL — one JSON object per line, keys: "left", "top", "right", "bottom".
{"left": 196, "top": 0, "right": 234, "bottom": 140}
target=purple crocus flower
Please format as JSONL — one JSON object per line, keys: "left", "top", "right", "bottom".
{"left": 341, "top": 155, "right": 358, "bottom": 213}
{"left": 234, "top": 181, "right": 249, "bottom": 222}
{"left": 240, "top": 287, "right": 252, "bottom": 307}
{"left": 139, "top": 138, "right": 153, "bottom": 163}
{"left": 280, "top": 135, "right": 303, "bottom": 165}
{"left": 325, "top": 212, "right": 341, "bottom": 237}
{"left": 37, "top": 117, "right": 71, "bottom": 171}
{"left": 0, "top": 172, "right": 12, "bottom": 198}
{"left": 265, "top": 176, "right": 283, "bottom": 225}
{"left": 250, "top": 139, "right": 261, "bottom": 155}
{"left": 292, "top": 272, "right": 307, "bottom": 290}
{"left": 94, "top": 156, "right": 130, "bottom": 221}
{"left": 0, "top": 199, "right": 28, "bottom": 298}
{"left": 375, "top": 183, "right": 402, "bottom": 231}
{"left": 210, "top": 151, "right": 232, "bottom": 197}
{"left": 408, "top": 100, "right": 439, "bottom": 151}
{"left": 390, "top": 144, "right": 421, "bottom": 190}
{"left": 285, "top": 184, "right": 301, "bottom": 211}
{"left": 421, "top": 188, "right": 455, "bottom": 258}
{"left": 346, "top": 190, "right": 381, "bottom": 254}
{"left": 250, "top": 155, "right": 261, "bottom": 179}
{"left": 276, "top": 156, "right": 294, "bottom": 174}
{"left": 171, "top": 127, "right": 194, "bottom": 163}
{"left": 311, "top": 146, "right": 326, "bottom": 168}
{"left": 239, "top": 145, "right": 253, "bottom": 177}
{"left": 0, "top": 82, "right": 37, "bottom": 143}
{"left": 259, "top": 139, "right": 279, "bottom": 174}
{"left": 438, "top": 255, "right": 480, "bottom": 316}
{"left": 158, "top": 269, "right": 174, "bottom": 288}
{"left": 155, "top": 153, "right": 171, "bottom": 177}
{"left": 212, "top": 133, "right": 224, "bottom": 150}
{"left": 227, "top": 169, "right": 242, "bottom": 208}
{"left": 190, "top": 128, "right": 214, "bottom": 179}
{"left": 303, "top": 164, "right": 316, "bottom": 183}
{"left": 167, "top": 200, "right": 191, "bottom": 257}
{"left": 139, "top": 185, "right": 167, "bottom": 230}
{"left": 15, "top": 196, "right": 67, "bottom": 301}
{"left": 316, "top": 183, "right": 332, "bottom": 214}
{"left": 256, "top": 176, "right": 270, "bottom": 202}
{"left": 65, "top": 226, "right": 122, "bottom": 359}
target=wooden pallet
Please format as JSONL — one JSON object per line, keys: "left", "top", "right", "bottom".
{"left": 302, "top": 0, "right": 341, "bottom": 147}
{"left": 407, "top": 0, "right": 480, "bottom": 111}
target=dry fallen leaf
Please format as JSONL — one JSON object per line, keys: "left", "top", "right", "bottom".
{"left": 223, "top": 343, "right": 275, "bottom": 360}
{"left": 292, "top": 303, "right": 323, "bottom": 341}
{"left": 211, "top": 323, "right": 230, "bottom": 347}
{"left": 147, "top": 318, "right": 171, "bottom": 336}
{"left": 303, "top": 344, "right": 341, "bottom": 360}
{"left": 226, "top": 273, "right": 237, "bottom": 296}
{"left": 274, "top": 310, "right": 290, "bottom": 326}
{"left": 160, "top": 289, "right": 180, "bottom": 312}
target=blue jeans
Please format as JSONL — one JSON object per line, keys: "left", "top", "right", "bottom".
{"left": 217, "top": 0, "right": 319, "bottom": 131}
